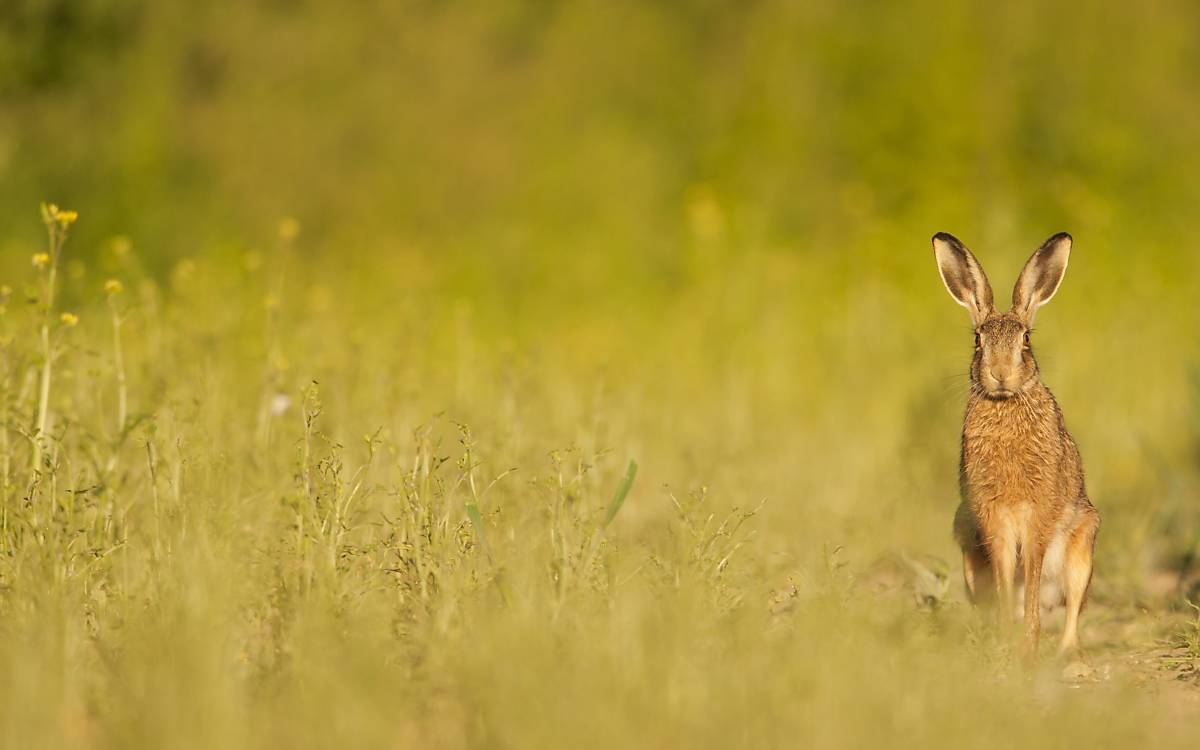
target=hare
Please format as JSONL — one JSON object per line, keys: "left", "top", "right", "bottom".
{"left": 933, "top": 232, "right": 1099, "bottom": 658}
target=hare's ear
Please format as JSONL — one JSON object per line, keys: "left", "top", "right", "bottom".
{"left": 1012, "top": 232, "right": 1071, "bottom": 325}
{"left": 933, "top": 232, "right": 994, "bottom": 326}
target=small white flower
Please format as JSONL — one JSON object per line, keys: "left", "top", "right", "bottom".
{"left": 269, "top": 393, "right": 292, "bottom": 417}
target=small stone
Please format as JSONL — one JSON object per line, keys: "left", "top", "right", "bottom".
{"left": 1062, "top": 661, "right": 1094, "bottom": 681}
{"left": 767, "top": 585, "right": 798, "bottom": 614}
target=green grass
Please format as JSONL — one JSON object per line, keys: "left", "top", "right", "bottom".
{"left": 3, "top": 2, "right": 1200, "bottom": 747}
{"left": 0, "top": 204, "right": 1196, "bottom": 749}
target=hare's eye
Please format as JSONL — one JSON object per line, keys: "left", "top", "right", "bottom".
{"left": 1023, "top": 331, "right": 1031, "bottom": 349}
{"left": 974, "top": 333, "right": 981, "bottom": 349}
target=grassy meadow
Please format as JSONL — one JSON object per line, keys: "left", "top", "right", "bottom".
{"left": 2, "top": 1, "right": 1200, "bottom": 747}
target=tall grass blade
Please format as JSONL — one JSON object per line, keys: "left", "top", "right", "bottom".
{"left": 466, "top": 500, "right": 489, "bottom": 555}
{"left": 603, "top": 459, "right": 638, "bottom": 528}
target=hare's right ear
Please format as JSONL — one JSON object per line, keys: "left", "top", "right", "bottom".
{"left": 932, "top": 232, "right": 994, "bottom": 326}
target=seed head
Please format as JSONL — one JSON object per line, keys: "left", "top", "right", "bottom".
{"left": 32, "top": 253, "right": 50, "bottom": 269}
{"left": 105, "top": 279, "right": 124, "bottom": 296}
{"left": 60, "top": 312, "right": 79, "bottom": 327}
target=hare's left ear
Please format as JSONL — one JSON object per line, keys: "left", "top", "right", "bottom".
{"left": 1012, "top": 232, "right": 1072, "bottom": 325}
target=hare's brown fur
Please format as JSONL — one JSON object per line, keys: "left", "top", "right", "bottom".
{"left": 935, "top": 232, "right": 1099, "bottom": 657}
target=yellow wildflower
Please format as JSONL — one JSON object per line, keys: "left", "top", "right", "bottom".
{"left": 172, "top": 259, "right": 196, "bottom": 284}
{"left": 32, "top": 253, "right": 50, "bottom": 269}
{"left": 278, "top": 216, "right": 300, "bottom": 241}
{"left": 685, "top": 184, "right": 725, "bottom": 242}
{"left": 104, "top": 279, "right": 124, "bottom": 295}
{"left": 111, "top": 236, "right": 132, "bottom": 258}
{"left": 60, "top": 312, "right": 79, "bottom": 327}
{"left": 40, "top": 203, "right": 78, "bottom": 227}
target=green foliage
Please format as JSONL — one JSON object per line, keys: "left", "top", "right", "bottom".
{"left": 603, "top": 459, "right": 637, "bottom": 528}
{"left": 1, "top": 2, "right": 1200, "bottom": 747}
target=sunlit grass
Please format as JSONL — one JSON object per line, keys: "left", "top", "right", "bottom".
{"left": 0, "top": 202, "right": 1195, "bottom": 749}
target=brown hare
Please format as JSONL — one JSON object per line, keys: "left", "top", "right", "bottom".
{"left": 933, "top": 232, "right": 1100, "bottom": 658}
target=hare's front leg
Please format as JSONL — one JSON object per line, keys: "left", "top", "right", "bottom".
{"left": 987, "top": 529, "right": 1018, "bottom": 629}
{"left": 1021, "top": 540, "right": 1045, "bottom": 659}
{"left": 1060, "top": 512, "right": 1100, "bottom": 655}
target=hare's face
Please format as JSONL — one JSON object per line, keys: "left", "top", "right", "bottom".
{"left": 973, "top": 314, "right": 1036, "bottom": 399}
{"left": 933, "top": 231, "right": 1072, "bottom": 398}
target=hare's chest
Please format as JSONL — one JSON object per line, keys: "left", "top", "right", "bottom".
{"left": 962, "top": 407, "right": 1058, "bottom": 506}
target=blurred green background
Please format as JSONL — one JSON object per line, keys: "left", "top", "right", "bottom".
{"left": 5, "top": 0, "right": 1199, "bottom": 278}
{"left": 10, "top": 0, "right": 1194, "bottom": 550}
{"left": 3, "top": 1, "right": 1200, "bottom": 747}
{"left": 4, "top": 0, "right": 1200, "bottom": 655}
